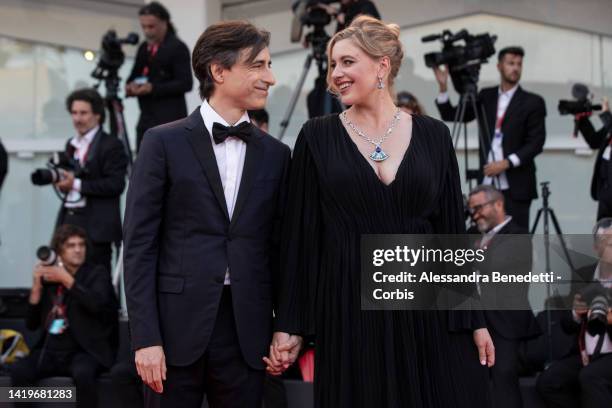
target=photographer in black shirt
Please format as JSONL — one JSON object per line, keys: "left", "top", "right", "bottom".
{"left": 10, "top": 225, "right": 118, "bottom": 408}
{"left": 575, "top": 97, "right": 612, "bottom": 220}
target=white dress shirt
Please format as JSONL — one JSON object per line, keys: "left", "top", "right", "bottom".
{"left": 437, "top": 86, "right": 522, "bottom": 189}
{"left": 200, "top": 100, "right": 250, "bottom": 285}
{"left": 65, "top": 125, "right": 98, "bottom": 208}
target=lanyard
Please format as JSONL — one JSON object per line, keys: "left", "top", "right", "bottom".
{"left": 142, "top": 43, "right": 159, "bottom": 77}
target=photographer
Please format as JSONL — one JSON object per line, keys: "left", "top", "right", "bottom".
{"left": 55, "top": 88, "right": 128, "bottom": 273}
{"left": 314, "top": 0, "right": 380, "bottom": 32}
{"left": 126, "top": 2, "right": 192, "bottom": 151}
{"left": 9, "top": 225, "right": 118, "bottom": 408}
{"left": 575, "top": 97, "right": 612, "bottom": 220}
{"left": 536, "top": 217, "right": 612, "bottom": 408}
{"left": 433, "top": 46, "right": 546, "bottom": 230}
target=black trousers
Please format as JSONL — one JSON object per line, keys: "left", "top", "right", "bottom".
{"left": 490, "top": 330, "right": 524, "bottom": 408}
{"left": 144, "top": 287, "right": 265, "bottom": 408}
{"left": 502, "top": 190, "right": 532, "bottom": 230}
{"left": 10, "top": 348, "right": 102, "bottom": 408}
{"left": 110, "top": 357, "right": 143, "bottom": 408}
{"left": 59, "top": 208, "right": 113, "bottom": 273}
{"left": 536, "top": 353, "right": 612, "bottom": 408}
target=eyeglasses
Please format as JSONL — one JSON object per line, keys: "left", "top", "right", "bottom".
{"left": 468, "top": 200, "right": 496, "bottom": 215}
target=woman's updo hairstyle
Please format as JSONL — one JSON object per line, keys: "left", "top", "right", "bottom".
{"left": 326, "top": 15, "right": 404, "bottom": 95}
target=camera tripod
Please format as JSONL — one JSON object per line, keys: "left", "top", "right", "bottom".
{"left": 449, "top": 87, "right": 500, "bottom": 191}
{"left": 278, "top": 26, "right": 342, "bottom": 141}
{"left": 94, "top": 75, "right": 133, "bottom": 170}
{"left": 530, "top": 181, "right": 575, "bottom": 365}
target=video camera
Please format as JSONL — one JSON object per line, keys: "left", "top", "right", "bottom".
{"left": 290, "top": 1, "right": 335, "bottom": 44}
{"left": 558, "top": 83, "right": 603, "bottom": 115}
{"left": 91, "top": 30, "right": 139, "bottom": 82}
{"left": 30, "top": 152, "right": 86, "bottom": 187}
{"left": 422, "top": 29, "right": 497, "bottom": 94}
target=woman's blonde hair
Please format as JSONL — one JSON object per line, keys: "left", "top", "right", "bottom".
{"left": 326, "top": 15, "right": 404, "bottom": 96}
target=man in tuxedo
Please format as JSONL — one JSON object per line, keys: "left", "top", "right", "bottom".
{"left": 434, "top": 46, "right": 547, "bottom": 229}
{"left": 55, "top": 88, "right": 128, "bottom": 273}
{"left": 468, "top": 184, "right": 541, "bottom": 408}
{"left": 126, "top": 2, "right": 193, "bottom": 151}
{"left": 123, "top": 21, "right": 290, "bottom": 408}
{"left": 536, "top": 218, "right": 612, "bottom": 408}
{"left": 576, "top": 97, "right": 612, "bottom": 220}
{"left": 10, "top": 224, "right": 118, "bottom": 408}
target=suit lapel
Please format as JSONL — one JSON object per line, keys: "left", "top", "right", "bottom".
{"left": 83, "top": 129, "right": 103, "bottom": 167}
{"left": 501, "top": 86, "right": 523, "bottom": 134}
{"left": 185, "top": 109, "right": 230, "bottom": 221}
{"left": 230, "top": 130, "right": 264, "bottom": 229}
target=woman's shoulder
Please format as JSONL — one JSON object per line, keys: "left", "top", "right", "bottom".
{"left": 412, "top": 114, "right": 452, "bottom": 146}
{"left": 301, "top": 113, "right": 339, "bottom": 133}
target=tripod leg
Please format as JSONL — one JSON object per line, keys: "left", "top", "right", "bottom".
{"left": 278, "top": 54, "right": 313, "bottom": 141}
{"left": 451, "top": 95, "right": 466, "bottom": 148}
{"left": 549, "top": 210, "right": 576, "bottom": 272}
{"left": 531, "top": 208, "right": 543, "bottom": 234}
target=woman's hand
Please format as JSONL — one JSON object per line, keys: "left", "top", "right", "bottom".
{"left": 473, "top": 328, "right": 495, "bottom": 367}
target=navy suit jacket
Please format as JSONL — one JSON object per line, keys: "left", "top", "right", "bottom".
{"left": 123, "top": 108, "right": 291, "bottom": 369}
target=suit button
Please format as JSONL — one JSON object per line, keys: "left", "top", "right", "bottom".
{"left": 227, "top": 236, "right": 233, "bottom": 242}
{"left": 215, "top": 276, "right": 224, "bottom": 284}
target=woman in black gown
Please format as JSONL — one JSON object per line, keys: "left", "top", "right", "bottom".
{"left": 265, "top": 16, "right": 495, "bottom": 407}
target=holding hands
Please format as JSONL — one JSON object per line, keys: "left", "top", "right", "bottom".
{"left": 263, "top": 332, "right": 303, "bottom": 376}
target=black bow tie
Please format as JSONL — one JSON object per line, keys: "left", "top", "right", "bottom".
{"left": 212, "top": 121, "right": 253, "bottom": 144}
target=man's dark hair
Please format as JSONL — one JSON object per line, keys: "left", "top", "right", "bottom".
{"left": 139, "top": 1, "right": 176, "bottom": 35}
{"left": 498, "top": 46, "right": 525, "bottom": 62}
{"left": 192, "top": 21, "right": 270, "bottom": 100}
{"left": 51, "top": 224, "right": 87, "bottom": 255}
{"left": 65, "top": 88, "right": 106, "bottom": 125}
{"left": 248, "top": 109, "right": 269, "bottom": 126}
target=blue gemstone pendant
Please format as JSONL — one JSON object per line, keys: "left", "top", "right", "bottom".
{"left": 370, "top": 145, "right": 389, "bottom": 162}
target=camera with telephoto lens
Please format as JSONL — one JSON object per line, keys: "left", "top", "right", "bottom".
{"left": 558, "top": 83, "right": 603, "bottom": 115}
{"left": 91, "top": 29, "right": 139, "bottom": 81}
{"left": 422, "top": 29, "right": 497, "bottom": 94}
{"left": 30, "top": 152, "right": 85, "bottom": 186}
{"left": 579, "top": 283, "right": 612, "bottom": 336}
{"left": 36, "top": 246, "right": 58, "bottom": 266}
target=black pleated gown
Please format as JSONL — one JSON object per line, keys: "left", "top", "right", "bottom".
{"left": 276, "top": 114, "right": 492, "bottom": 408}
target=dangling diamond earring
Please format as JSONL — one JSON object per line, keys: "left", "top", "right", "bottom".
{"left": 377, "top": 76, "right": 384, "bottom": 90}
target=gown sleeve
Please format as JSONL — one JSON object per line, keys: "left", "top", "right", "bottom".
{"left": 274, "top": 127, "right": 321, "bottom": 337}
{"left": 430, "top": 121, "right": 486, "bottom": 332}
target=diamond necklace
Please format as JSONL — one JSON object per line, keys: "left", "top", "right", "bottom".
{"left": 340, "top": 108, "right": 401, "bottom": 162}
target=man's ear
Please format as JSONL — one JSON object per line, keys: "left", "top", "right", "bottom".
{"left": 210, "top": 63, "right": 225, "bottom": 84}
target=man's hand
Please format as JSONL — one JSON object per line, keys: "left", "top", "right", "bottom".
{"left": 135, "top": 346, "right": 166, "bottom": 393}
{"left": 263, "top": 332, "right": 303, "bottom": 376}
{"left": 55, "top": 170, "right": 75, "bottom": 193}
{"left": 433, "top": 65, "right": 449, "bottom": 93}
{"left": 473, "top": 328, "right": 495, "bottom": 367}
{"left": 131, "top": 83, "right": 153, "bottom": 96}
{"left": 29, "top": 264, "right": 44, "bottom": 304}
{"left": 483, "top": 160, "right": 510, "bottom": 177}
{"left": 603, "top": 96, "right": 609, "bottom": 113}
{"left": 125, "top": 82, "right": 137, "bottom": 97}
{"left": 573, "top": 293, "right": 588, "bottom": 318}
{"left": 607, "top": 308, "right": 612, "bottom": 325}
{"left": 39, "top": 263, "right": 74, "bottom": 289}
